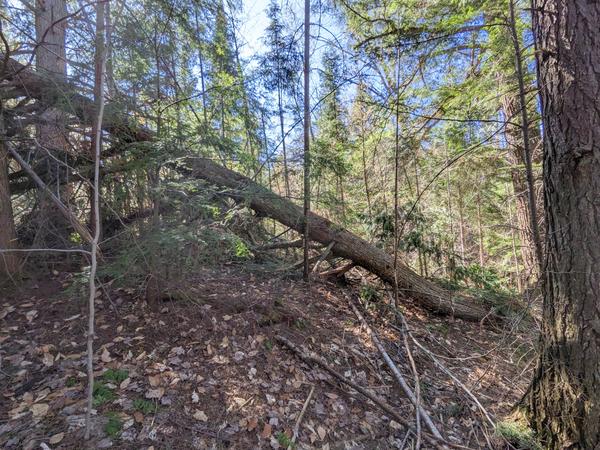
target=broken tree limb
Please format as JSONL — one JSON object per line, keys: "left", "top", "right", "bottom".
{"left": 290, "top": 385, "right": 315, "bottom": 448}
{"left": 312, "top": 241, "right": 335, "bottom": 274}
{"left": 254, "top": 238, "right": 322, "bottom": 251}
{"left": 190, "top": 157, "right": 494, "bottom": 322}
{"left": 320, "top": 261, "right": 356, "bottom": 278}
{"left": 276, "top": 335, "right": 459, "bottom": 449}
{"left": 348, "top": 297, "right": 442, "bottom": 440}
{"left": 7, "top": 144, "right": 93, "bottom": 244}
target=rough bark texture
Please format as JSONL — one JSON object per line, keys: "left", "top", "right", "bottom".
{"left": 529, "top": 1, "right": 600, "bottom": 448}
{"left": 0, "top": 142, "right": 20, "bottom": 276}
{"left": 34, "top": 0, "right": 71, "bottom": 244}
{"left": 191, "top": 157, "right": 493, "bottom": 321}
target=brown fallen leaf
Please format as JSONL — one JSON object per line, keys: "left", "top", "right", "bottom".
{"left": 193, "top": 410, "right": 208, "bottom": 422}
{"left": 148, "top": 375, "right": 161, "bottom": 387}
{"left": 100, "top": 348, "right": 112, "bottom": 363}
{"left": 317, "top": 426, "right": 327, "bottom": 441}
{"left": 42, "top": 353, "right": 54, "bottom": 367}
{"left": 49, "top": 433, "right": 64, "bottom": 444}
{"left": 120, "top": 378, "right": 131, "bottom": 390}
{"left": 31, "top": 403, "right": 49, "bottom": 418}
{"left": 261, "top": 423, "right": 272, "bottom": 439}
{"left": 145, "top": 387, "right": 164, "bottom": 399}
{"left": 247, "top": 417, "right": 258, "bottom": 432}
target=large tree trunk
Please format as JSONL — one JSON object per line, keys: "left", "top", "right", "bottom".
{"left": 34, "top": 0, "right": 70, "bottom": 245}
{"left": 528, "top": 1, "right": 600, "bottom": 447}
{"left": 190, "top": 157, "right": 493, "bottom": 322}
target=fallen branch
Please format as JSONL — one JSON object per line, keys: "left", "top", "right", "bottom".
{"left": 312, "top": 241, "right": 335, "bottom": 273}
{"left": 290, "top": 385, "right": 315, "bottom": 448}
{"left": 275, "top": 335, "right": 457, "bottom": 449}
{"left": 319, "top": 261, "right": 355, "bottom": 278}
{"left": 255, "top": 239, "right": 303, "bottom": 250}
{"left": 409, "top": 327, "right": 495, "bottom": 427}
{"left": 348, "top": 298, "right": 443, "bottom": 440}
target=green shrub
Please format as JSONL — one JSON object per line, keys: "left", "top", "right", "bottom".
{"left": 495, "top": 420, "right": 541, "bottom": 450}
{"left": 93, "top": 383, "right": 116, "bottom": 407}
{"left": 102, "top": 369, "right": 129, "bottom": 384}
{"left": 133, "top": 398, "right": 156, "bottom": 415}
{"left": 276, "top": 431, "right": 294, "bottom": 448}
{"left": 105, "top": 412, "right": 123, "bottom": 438}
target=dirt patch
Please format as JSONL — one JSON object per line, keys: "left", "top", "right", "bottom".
{"left": 0, "top": 266, "right": 533, "bottom": 449}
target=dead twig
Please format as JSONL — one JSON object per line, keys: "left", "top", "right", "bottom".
{"left": 290, "top": 385, "right": 315, "bottom": 448}
{"left": 275, "top": 335, "right": 464, "bottom": 449}
{"left": 312, "top": 241, "right": 335, "bottom": 273}
{"left": 6, "top": 143, "right": 94, "bottom": 245}
{"left": 348, "top": 298, "right": 443, "bottom": 440}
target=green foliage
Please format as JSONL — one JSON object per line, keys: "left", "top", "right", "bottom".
{"left": 359, "top": 283, "right": 380, "bottom": 309}
{"left": 93, "top": 383, "right": 116, "bottom": 407}
{"left": 100, "top": 209, "right": 254, "bottom": 290}
{"left": 102, "top": 369, "right": 129, "bottom": 384}
{"left": 293, "top": 318, "right": 307, "bottom": 330}
{"left": 454, "top": 264, "right": 502, "bottom": 291}
{"left": 495, "top": 420, "right": 541, "bottom": 450}
{"left": 65, "top": 377, "right": 79, "bottom": 387}
{"left": 133, "top": 398, "right": 156, "bottom": 415}
{"left": 105, "top": 412, "right": 123, "bottom": 438}
{"left": 275, "top": 431, "right": 295, "bottom": 448}
{"left": 264, "top": 339, "right": 273, "bottom": 352}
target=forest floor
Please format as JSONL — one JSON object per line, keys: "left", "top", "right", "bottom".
{"left": 0, "top": 265, "right": 534, "bottom": 449}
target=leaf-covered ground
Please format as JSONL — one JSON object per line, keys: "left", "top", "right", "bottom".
{"left": 0, "top": 267, "right": 533, "bottom": 449}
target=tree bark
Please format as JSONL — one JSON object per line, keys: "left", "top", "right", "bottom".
{"left": 34, "top": 0, "right": 71, "bottom": 244}
{"left": 0, "top": 140, "right": 20, "bottom": 277}
{"left": 190, "top": 157, "right": 494, "bottom": 321}
{"left": 528, "top": 1, "right": 600, "bottom": 447}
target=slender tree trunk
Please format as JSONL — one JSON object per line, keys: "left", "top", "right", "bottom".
{"left": 508, "top": 0, "right": 543, "bottom": 274}
{"left": 506, "top": 184, "right": 522, "bottom": 293}
{"left": 302, "top": 0, "right": 310, "bottom": 281}
{"left": 193, "top": 10, "right": 209, "bottom": 127}
{"left": 0, "top": 8, "right": 19, "bottom": 276}
{"left": 361, "top": 133, "right": 373, "bottom": 221}
{"left": 502, "top": 94, "right": 543, "bottom": 282}
{"left": 85, "top": 0, "right": 105, "bottom": 439}
{"left": 278, "top": 84, "right": 291, "bottom": 197}
{"left": 476, "top": 187, "right": 484, "bottom": 267}
{"left": 528, "top": 1, "right": 600, "bottom": 447}
{"left": 457, "top": 183, "right": 466, "bottom": 261}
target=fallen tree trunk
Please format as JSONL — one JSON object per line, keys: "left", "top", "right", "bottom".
{"left": 190, "top": 157, "right": 494, "bottom": 321}
{"left": 3, "top": 53, "right": 493, "bottom": 321}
